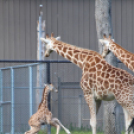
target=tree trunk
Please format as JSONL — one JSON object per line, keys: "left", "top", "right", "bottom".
{"left": 95, "top": 0, "right": 121, "bottom": 134}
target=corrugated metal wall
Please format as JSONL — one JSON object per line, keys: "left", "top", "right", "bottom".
{"left": 0, "top": 0, "right": 134, "bottom": 73}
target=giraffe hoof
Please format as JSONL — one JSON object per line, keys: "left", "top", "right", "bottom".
{"left": 67, "top": 131, "right": 71, "bottom": 134}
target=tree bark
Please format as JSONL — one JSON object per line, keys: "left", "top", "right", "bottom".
{"left": 95, "top": 0, "right": 120, "bottom": 134}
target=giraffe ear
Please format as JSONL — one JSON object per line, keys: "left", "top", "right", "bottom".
{"left": 40, "top": 38, "right": 49, "bottom": 44}
{"left": 56, "top": 36, "right": 61, "bottom": 40}
{"left": 99, "top": 39, "right": 105, "bottom": 45}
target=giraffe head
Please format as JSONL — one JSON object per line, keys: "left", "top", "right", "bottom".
{"left": 44, "top": 83, "right": 58, "bottom": 93}
{"left": 40, "top": 33, "right": 61, "bottom": 57}
{"left": 99, "top": 34, "right": 114, "bottom": 58}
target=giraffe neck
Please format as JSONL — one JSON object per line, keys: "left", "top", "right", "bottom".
{"left": 42, "top": 91, "right": 49, "bottom": 109}
{"left": 109, "top": 43, "right": 134, "bottom": 72}
{"left": 53, "top": 40, "right": 98, "bottom": 69}
{"left": 38, "top": 89, "right": 49, "bottom": 110}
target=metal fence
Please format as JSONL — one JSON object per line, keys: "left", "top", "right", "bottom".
{"left": 0, "top": 62, "right": 126, "bottom": 134}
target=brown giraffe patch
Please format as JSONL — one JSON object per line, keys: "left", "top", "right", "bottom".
{"left": 63, "top": 47, "right": 67, "bottom": 53}
{"left": 96, "top": 64, "right": 103, "bottom": 70}
{"left": 74, "top": 54, "right": 78, "bottom": 59}
{"left": 68, "top": 51, "right": 73, "bottom": 56}
{"left": 95, "top": 56, "right": 100, "bottom": 63}
{"left": 85, "top": 63, "right": 90, "bottom": 68}
{"left": 103, "top": 80, "right": 109, "bottom": 89}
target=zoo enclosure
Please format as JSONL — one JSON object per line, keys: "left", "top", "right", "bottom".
{"left": 0, "top": 60, "right": 125, "bottom": 134}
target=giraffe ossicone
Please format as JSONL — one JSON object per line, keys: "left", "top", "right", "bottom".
{"left": 25, "top": 84, "right": 71, "bottom": 134}
{"left": 41, "top": 33, "right": 134, "bottom": 134}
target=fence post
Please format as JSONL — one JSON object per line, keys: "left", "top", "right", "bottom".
{"left": 46, "top": 62, "right": 51, "bottom": 134}
{"left": 39, "top": 5, "right": 43, "bottom": 61}
{"left": 11, "top": 68, "right": 14, "bottom": 134}
{"left": 29, "top": 66, "right": 33, "bottom": 117}
{"left": 78, "top": 95, "right": 82, "bottom": 128}
{"left": 58, "top": 77, "right": 62, "bottom": 121}
{"left": 0, "top": 70, "right": 3, "bottom": 133}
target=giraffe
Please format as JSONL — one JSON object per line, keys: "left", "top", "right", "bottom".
{"left": 40, "top": 33, "right": 134, "bottom": 134}
{"left": 25, "top": 84, "right": 71, "bottom": 134}
{"left": 99, "top": 34, "right": 134, "bottom": 73}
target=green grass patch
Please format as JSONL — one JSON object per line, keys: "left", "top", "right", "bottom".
{"left": 38, "top": 127, "right": 126, "bottom": 134}
{"left": 38, "top": 127, "right": 104, "bottom": 134}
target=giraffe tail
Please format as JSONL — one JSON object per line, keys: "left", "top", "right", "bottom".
{"left": 128, "top": 118, "right": 134, "bottom": 133}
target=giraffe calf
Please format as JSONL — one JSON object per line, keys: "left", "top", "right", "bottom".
{"left": 25, "top": 84, "right": 71, "bottom": 134}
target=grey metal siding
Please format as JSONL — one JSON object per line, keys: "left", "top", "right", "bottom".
{"left": 0, "top": 0, "right": 133, "bottom": 69}
{"left": 0, "top": 0, "right": 134, "bottom": 132}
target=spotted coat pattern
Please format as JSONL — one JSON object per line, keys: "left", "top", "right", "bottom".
{"left": 25, "top": 84, "right": 71, "bottom": 134}
{"left": 41, "top": 34, "right": 134, "bottom": 134}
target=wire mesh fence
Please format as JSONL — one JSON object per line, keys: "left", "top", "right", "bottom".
{"left": 0, "top": 62, "right": 126, "bottom": 134}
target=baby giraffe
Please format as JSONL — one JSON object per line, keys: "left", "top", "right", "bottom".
{"left": 25, "top": 84, "right": 71, "bottom": 134}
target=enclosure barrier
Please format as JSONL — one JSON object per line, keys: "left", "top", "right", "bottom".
{"left": 0, "top": 60, "right": 72, "bottom": 134}
{"left": 0, "top": 60, "right": 125, "bottom": 134}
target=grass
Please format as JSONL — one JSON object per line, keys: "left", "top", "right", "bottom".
{"left": 38, "top": 127, "right": 104, "bottom": 134}
{"left": 38, "top": 127, "right": 126, "bottom": 134}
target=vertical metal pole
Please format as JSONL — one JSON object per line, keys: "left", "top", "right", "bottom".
{"left": 78, "top": 95, "right": 82, "bottom": 128}
{"left": 0, "top": 70, "right": 3, "bottom": 133}
{"left": 46, "top": 63, "right": 51, "bottom": 84}
{"left": 29, "top": 66, "right": 33, "bottom": 117}
{"left": 39, "top": 5, "right": 43, "bottom": 61}
{"left": 39, "top": 5, "right": 43, "bottom": 99}
{"left": 58, "top": 77, "right": 62, "bottom": 121}
{"left": 46, "top": 63, "right": 51, "bottom": 134}
{"left": 11, "top": 68, "right": 14, "bottom": 134}
{"left": 36, "top": 5, "right": 43, "bottom": 110}
{"left": 38, "top": 5, "right": 43, "bottom": 102}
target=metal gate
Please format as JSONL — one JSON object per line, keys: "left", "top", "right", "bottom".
{"left": 0, "top": 63, "right": 46, "bottom": 134}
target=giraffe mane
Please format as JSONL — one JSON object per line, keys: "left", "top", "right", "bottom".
{"left": 46, "top": 33, "right": 95, "bottom": 55}
{"left": 52, "top": 38, "right": 102, "bottom": 57}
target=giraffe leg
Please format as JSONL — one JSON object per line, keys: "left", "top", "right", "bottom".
{"left": 24, "top": 126, "right": 40, "bottom": 134}
{"left": 84, "top": 94, "right": 97, "bottom": 134}
{"left": 123, "top": 108, "right": 133, "bottom": 134}
{"left": 50, "top": 120, "right": 60, "bottom": 134}
{"left": 52, "top": 118, "right": 71, "bottom": 134}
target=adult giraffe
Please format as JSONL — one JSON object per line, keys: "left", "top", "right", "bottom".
{"left": 41, "top": 33, "right": 134, "bottom": 134}
{"left": 100, "top": 34, "right": 134, "bottom": 73}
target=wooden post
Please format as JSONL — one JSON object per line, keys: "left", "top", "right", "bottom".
{"left": 95, "top": 0, "right": 121, "bottom": 133}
